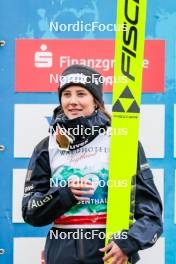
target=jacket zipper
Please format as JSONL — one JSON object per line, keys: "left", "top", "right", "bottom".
{"left": 78, "top": 237, "right": 85, "bottom": 263}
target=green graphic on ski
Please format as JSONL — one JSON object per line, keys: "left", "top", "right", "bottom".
{"left": 105, "top": 0, "right": 147, "bottom": 263}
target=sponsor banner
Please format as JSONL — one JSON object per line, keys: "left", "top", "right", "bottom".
{"left": 15, "top": 40, "right": 165, "bottom": 93}
{"left": 13, "top": 169, "right": 164, "bottom": 223}
{"left": 13, "top": 237, "right": 164, "bottom": 264}
{"left": 14, "top": 104, "right": 165, "bottom": 158}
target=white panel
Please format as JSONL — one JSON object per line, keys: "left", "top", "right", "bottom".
{"left": 139, "top": 238, "right": 165, "bottom": 264}
{"left": 14, "top": 238, "right": 45, "bottom": 264}
{"left": 14, "top": 104, "right": 57, "bottom": 157}
{"left": 139, "top": 105, "right": 165, "bottom": 158}
{"left": 152, "top": 169, "right": 164, "bottom": 206}
{"left": 12, "top": 169, "right": 26, "bottom": 223}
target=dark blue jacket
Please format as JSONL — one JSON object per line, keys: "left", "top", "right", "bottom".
{"left": 22, "top": 138, "right": 163, "bottom": 263}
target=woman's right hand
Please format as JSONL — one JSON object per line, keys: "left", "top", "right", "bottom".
{"left": 68, "top": 178, "right": 95, "bottom": 201}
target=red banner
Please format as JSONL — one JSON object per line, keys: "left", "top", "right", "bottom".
{"left": 15, "top": 39, "right": 165, "bottom": 93}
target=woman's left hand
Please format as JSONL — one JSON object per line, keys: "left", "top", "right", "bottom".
{"left": 99, "top": 241, "right": 128, "bottom": 264}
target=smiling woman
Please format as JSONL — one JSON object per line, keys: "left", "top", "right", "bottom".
{"left": 22, "top": 64, "right": 163, "bottom": 264}
{"left": 61, "top": 86, "right": 96, "bottom": 119}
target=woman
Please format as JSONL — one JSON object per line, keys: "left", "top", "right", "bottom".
{"left": 22, "top": 64, "right": 163, "bottom": 264}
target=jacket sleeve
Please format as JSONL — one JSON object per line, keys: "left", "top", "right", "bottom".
{"left": 22, "top": 137, "right": 78, "bottom": 227}
{"left": 114, "top": 141, "right": 163, "bottom": 259}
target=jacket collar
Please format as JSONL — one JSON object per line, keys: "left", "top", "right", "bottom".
{"left": 50, "top": 106, "right": 110, "bottom": 151}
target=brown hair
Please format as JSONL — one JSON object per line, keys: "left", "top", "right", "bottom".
{"left": 94, "top": 99, "right": 111, "bottom": 122}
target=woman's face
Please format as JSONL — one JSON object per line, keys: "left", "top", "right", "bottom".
{"left": 61, "top": 85, "right": 96, "bottom": 119}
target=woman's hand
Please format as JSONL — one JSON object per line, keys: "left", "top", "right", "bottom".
{"left": 99, "top": 241, "right": 128, "bottom": 264}
{"left": 68, "top": 178, "right": 95, "bottom": 201}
